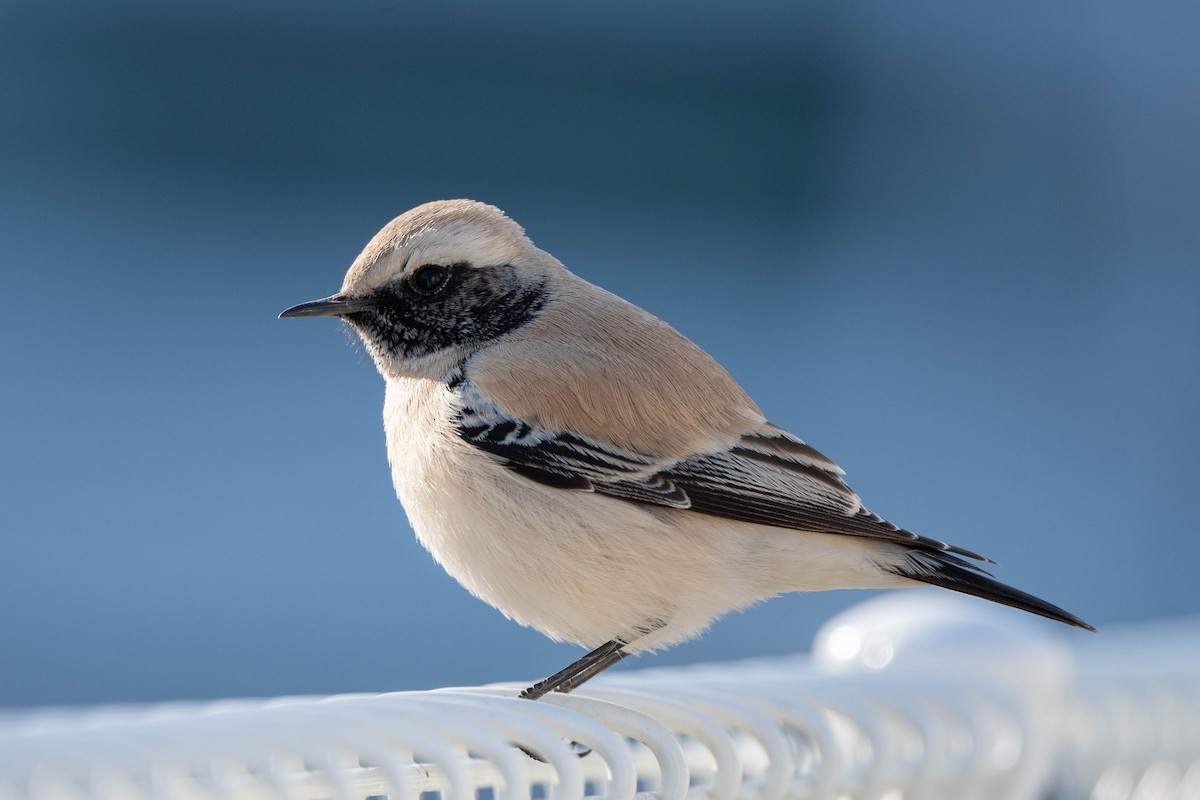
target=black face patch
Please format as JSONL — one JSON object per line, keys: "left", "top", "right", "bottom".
{"left": 344, "top": 263, "right": 548, "bottom": 360}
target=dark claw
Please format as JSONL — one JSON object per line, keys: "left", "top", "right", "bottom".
{"left": 517, "top": 742, "right": 593, "bottom": 762}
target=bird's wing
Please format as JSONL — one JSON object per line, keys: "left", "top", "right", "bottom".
{"left": 455, "top": 385, "right": 986, "bottom": 561}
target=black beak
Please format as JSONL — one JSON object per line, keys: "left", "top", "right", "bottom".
{"left": 278, "top": 295, "right": 376, "bottom": 319}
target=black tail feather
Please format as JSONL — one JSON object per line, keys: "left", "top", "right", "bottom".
{"left": 889, "top": 557, "right": 1096, "bottom": 631}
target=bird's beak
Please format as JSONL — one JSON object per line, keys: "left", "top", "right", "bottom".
{"left": 278, "top": 295, "right": 376, "bottom": 319}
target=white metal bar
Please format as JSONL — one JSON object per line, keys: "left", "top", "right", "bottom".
{"left": 1, "top": 593, "right": 1197, "bottom": 800}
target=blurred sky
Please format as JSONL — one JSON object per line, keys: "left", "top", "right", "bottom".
{"left": 2, "top": 1, "right": 1198, "bottom": 708}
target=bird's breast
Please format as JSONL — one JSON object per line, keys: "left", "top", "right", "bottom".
{"left": 379, "top": 376, "right": 761, "bottom": 649}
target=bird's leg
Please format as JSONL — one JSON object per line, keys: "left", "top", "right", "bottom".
{"left": 555, "top": 648, "right": 629, "bottom": 694}
{"left": 519, "top": 620, "right": 663, "bottom": 701}
{"left": 519, "top": 640, "right": 626, "bottom": 700}
{"left": 515, "top": 640, "right": 630, "bottom": 762}
{"left": 517, "top": 625, "right": 663, "bottom": 761}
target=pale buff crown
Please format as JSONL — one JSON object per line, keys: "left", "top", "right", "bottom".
{"left": 340, "top": 199, "right": 544, "bottom": 296}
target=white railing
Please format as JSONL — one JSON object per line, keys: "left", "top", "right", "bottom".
{"left": 2, "top": 592, "right": 1198, "bottom": 800}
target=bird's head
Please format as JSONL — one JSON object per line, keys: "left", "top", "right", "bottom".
{"left": 281, "top": 200, "right": 558, "bottom": 379}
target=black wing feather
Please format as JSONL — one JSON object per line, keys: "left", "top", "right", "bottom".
{"left": 454, "top": 390, "right": 986, "bottom": 562}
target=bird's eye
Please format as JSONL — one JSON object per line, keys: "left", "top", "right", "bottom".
{"left": 409, "top": 265, "right": 449, "bottom": 295}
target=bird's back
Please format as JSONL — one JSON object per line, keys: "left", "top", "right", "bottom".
{"left": 467, "top": 274, "right": 764, "bottom": 461}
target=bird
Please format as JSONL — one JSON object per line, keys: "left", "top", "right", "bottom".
{"left": 280, "top": 199, "right": 1093, "bottom": 700}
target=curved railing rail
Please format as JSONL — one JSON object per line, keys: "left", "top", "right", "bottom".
{"left": 2, "top": 593, "right": 1196, "bottom": 800}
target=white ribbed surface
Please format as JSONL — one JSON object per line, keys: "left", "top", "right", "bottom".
{"left": 2, "top": 593, "right": 1197, "bottom": 800}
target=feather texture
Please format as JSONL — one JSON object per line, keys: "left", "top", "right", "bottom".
{"left": 453, "top": 378, "right": 989, "bottom": 563}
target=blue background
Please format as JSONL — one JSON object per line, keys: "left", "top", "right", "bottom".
{"left": 2, "top": 1, "right": 1197, "bottom": 708}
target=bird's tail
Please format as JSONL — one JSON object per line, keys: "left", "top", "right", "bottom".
{"left": 886, "top": 552, "right": 1095, "bottom": 631}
